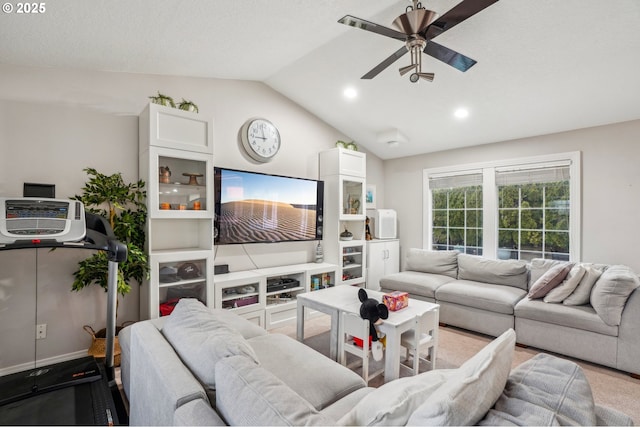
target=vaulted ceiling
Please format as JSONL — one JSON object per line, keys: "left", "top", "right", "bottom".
{"left": 1, "top": 0, "right": 639, "bottom": 159}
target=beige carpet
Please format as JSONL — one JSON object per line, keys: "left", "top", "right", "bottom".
{"left": 272, "top": 314, "right": 640, "bottom": 424}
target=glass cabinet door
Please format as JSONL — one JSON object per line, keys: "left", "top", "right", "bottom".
{"left": 339, "top": 176, "right": 366, "bottom": 220}
{"left": 148, "top": 146, "right": 213, "bottom": 218}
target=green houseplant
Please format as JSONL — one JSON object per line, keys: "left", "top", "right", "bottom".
{"left": 71, "top": 167, "right": 148, "bottom": 299}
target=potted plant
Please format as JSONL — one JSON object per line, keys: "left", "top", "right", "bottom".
{"left": 71, "top": 168, "right": 148, "bottom": 361}
{"left": 178, "top": 98, "right": 199, "bottom": 113}
{"left": 149, "top": 91, "right": 176, "bottom": 108}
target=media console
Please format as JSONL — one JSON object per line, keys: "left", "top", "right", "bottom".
{"left": 214, "top": 262, "right": 338, "bottom": 330}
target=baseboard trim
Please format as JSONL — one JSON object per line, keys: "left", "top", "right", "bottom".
{"left": 0, "top": 350, "right": 88, "bottom": 376}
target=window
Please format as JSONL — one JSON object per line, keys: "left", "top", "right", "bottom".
{"left": 423, "top": 152, "right": 580, "bottom": 261}
{"left": 496, "top": 166, "right": 570, "bottom": 261}
{"left": 429, "top": 173, "right": 483, "bottom": 255}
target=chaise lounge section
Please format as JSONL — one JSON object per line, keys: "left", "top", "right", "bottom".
{"left": 380, "top": 249, "right": 640, "bottom": 376}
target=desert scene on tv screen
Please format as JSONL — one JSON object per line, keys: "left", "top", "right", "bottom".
{"left": 218, "top": 171, "right": 318, "bottom": 244}
{"left": 219, "top": 199, "right": 316, "bottom": 243}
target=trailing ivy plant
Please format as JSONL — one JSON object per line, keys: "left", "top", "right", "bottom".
{"left": 71, "top": 167, "right": 148, "bottom": 297}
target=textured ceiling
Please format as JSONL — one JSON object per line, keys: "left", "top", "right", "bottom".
{"left": 1, "top": 0, "right": 639, "bottom": 159}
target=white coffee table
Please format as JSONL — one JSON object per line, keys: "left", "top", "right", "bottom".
{"left": 297, "top": 285, "right": 439, "bottom": 382}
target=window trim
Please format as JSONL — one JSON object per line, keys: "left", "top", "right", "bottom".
{"left": 423, "top": 151, "right": 581, "bottom": 261}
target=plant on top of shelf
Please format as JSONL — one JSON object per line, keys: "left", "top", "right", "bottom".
{"left": 71, "top": 167, "right": 149, "bottom": 299}
{"left": 149, "top": 91, "right": 176, "bottom": 108}
{"left": 178, "top": 98, "right": 199, "bottom": 113}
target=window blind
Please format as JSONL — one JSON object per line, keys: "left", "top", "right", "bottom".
{"left": 495, "top": 165, "right": 570, "bottom": 186}
{"left": 429, "top": 173, "right": 483, "bottom": 190}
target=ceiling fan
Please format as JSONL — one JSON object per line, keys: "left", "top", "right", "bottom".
{"left": 338, "top": 0, "right": 499, "bottom": 82}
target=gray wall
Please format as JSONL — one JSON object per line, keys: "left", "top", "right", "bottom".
{"left": 383, "top": 119, "right": 640, "bottom": 273}
{"left": 0, "top": 63, "right": 384, "bottom": 370}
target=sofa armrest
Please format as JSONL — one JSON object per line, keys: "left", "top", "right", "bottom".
{"left": 129, "top": 321, "right": 208, "bottom": 426}
{"left": 616, "top": 287, "right": 640, "bottom": 375}
{"left": 173, "top": 398, "right": 226, "bottom": 426}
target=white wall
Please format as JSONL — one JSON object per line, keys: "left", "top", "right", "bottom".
{"left": 0, "top": 63, "right": 383, "bottom": 368}
{"left": 383, "top": 119, "right": 640, "bottom": 272}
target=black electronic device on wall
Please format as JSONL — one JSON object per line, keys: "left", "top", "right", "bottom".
{"left": 23, "top": 182, "right": 55, "bottom": 198}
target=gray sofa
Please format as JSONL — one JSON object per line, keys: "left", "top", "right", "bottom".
{"left": 119, "top": 298, "right": 633, "bottom": 426}
{"left": 380, "top": 249, "right": 640, "bottom": 376}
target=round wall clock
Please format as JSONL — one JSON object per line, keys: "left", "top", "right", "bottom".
{"left": 240, "top": 118, "right": 281, "bottom": 162}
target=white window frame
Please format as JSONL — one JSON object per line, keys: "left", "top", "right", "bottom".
{"left": 423, "top": 151, "right": 581, "bottom": 261}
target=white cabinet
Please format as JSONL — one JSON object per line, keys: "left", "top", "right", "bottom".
{"left": 320, "top": 148, "right": 367, "bottom": 287}
{"left": 139, "top": 103, "right": 214, "bottom": 319}
{"left": 140, "top": 102, "right": 213, "bottom": 154}
{"left": 366, "top": 239, "right": 399, "bottom": 291}
{"left": 214, "top": 271, "right": 266, "bottom": 327}
{"left": 213, "top": 263, "right": 337, "bottom": 330}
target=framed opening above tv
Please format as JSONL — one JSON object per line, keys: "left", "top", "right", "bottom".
{"left": 214, "top": 167, "right": 324, "bottom": 245}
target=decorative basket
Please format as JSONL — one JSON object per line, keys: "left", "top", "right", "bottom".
{"left": 83, "top": 322, "right": 133, "bottom": 367}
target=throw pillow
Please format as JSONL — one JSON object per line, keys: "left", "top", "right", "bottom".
{"left": 478, "top": 353, "right": 596, "bottom": 426}
{"left": 528, "top": 262, "right": 574, "bottom": 299}
{"left": 590, "top": 265, "right": 640, "bottom": 326}
{"left": 215, "top": 355, "right": 333, "bottom": 426}
{"left": 563, "top": 266, "right": 603, "bottom": 306}
{"left": 407, "top": 329, "right": 516, "bottom": 426}
{"left": 406, "top": 248, "right": 459, "bottom": 278}
{"left": 162, "top": 299, "right": 259, "bottom": 392}
{"left": 544, "top": 265, "right": 586, "bottom": 303}
{"left": 336, "top": 369, "right": 457, "bottom": 426}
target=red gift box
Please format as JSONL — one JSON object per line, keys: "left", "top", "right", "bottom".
{"left": 383, "top": 291, "right": 409, "bottom": 311}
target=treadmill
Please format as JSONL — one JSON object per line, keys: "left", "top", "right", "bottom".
{"left": 0, "top": 198, "right": 128, "bottom": 425}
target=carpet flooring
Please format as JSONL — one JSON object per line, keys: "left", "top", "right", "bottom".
{"left": 271, "top": 314, "right": 640, "bottom": 424}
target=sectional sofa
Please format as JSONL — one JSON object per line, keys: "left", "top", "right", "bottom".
{"left": 119, "top": 298, "right": 633, "bottom": 425}
{"left": 380, "top": 249, "right": 640, "bottom": 376}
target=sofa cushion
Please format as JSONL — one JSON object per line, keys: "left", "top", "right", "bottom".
{"left": 215, "top": 355, "right": 334, "bottom": 426}
{"left": 162, "top": 299, "right": 259, "bottom": 392}
{"left": 436, "top": 280, "right": 527, "bottom": 315}
{"left": 515, "top": 298, "right": 618, "bottom": 336}
{"left": 379, "top": 271, "right": 455, "bottom": 299}
{"left": 337, "top": 369, "right": 457, "bottom": 426}
{"left": 563, "top": 266, "right": 604, "bottom": 306}
{"left": 405, "top": 248, "right": 458, "bottom": 278}
{"left": 247, "top": 333, "right": 366, "bottom": 410}
{"left": 478, "top": 353, "right": 596, "bottom": 426}
{"left": 591, "top": 265, "right": 640, "bottom": 326}
{"left": 458, "top": 254, "right": 529, "bottom": 289}
{"left": 543, "top": 264, "right": 586, "bottom": 303}
{"left": 528, "top": 262, "right": 573, "bottom": 299}
{"left": 407, "top": 329, "right": 516, "bottom": 426}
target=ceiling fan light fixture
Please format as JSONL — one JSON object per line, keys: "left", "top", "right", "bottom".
{"left": 399, "top": 64, "right": 418, "bottom": 76}
{"left": 418, "top": 72, "right": 435, "bottom": 82}
{"left": 392, "top": 8, "right": 439, "bottom": 35}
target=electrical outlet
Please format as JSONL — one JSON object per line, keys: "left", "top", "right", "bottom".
{"left": 36, "top": 324, "right": 47, "bottom": 339}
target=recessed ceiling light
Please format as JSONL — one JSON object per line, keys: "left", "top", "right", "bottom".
{"left": 454, "top": 108, "right": 469, "bottom": 119}
{"left": 343, "top": 87, "right": 358, "bottom": 99}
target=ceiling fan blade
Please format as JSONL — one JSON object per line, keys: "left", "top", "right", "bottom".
{"left": 425, "top": 0, "right": 499, "bottom": 40}
{"left": 338, "top": 15, "right": 407, "bottom": 41}
{"left": 362, "top": 46, "right": 408, "bottom": 79}
{"left": 424, "top": 41, "right": 477, "bottom": 72}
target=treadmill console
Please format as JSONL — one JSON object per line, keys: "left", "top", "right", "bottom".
{"left": 0, "top": 197, "right": 86, "bottom": 244}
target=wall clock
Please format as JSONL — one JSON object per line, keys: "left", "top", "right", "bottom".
{"left": 240, "top": 118, "right": 281, "bottom": 163}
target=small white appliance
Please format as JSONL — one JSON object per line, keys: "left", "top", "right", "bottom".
{"left": 369, "top": 209, "right": 397, "bottom": 239}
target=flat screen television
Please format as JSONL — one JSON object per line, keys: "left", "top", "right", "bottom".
{"left": 214, "top": 168, "right": 324, "bottom": 245}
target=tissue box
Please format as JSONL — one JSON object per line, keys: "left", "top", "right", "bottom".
{"left": 383, "top": 291, "right": 408, "bottom": 311}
